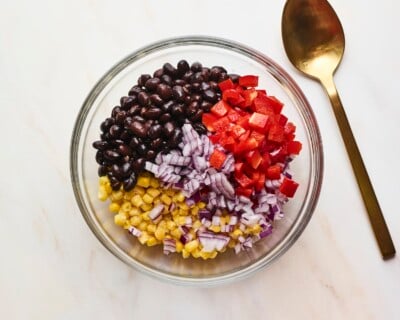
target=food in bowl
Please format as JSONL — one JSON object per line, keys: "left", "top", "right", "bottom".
{"left": 93, "top": 60, "right": 302, "bottom": 259}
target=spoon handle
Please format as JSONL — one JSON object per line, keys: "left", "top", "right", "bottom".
{"left": 320, "top": 75, "right": 395, "bottom": 259}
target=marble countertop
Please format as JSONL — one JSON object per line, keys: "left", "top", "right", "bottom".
{"left": 1, "top": 0, "right": 399, "bottom": 319}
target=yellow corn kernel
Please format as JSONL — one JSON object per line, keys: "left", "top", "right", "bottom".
{"left": 251, "top": 224, "right": 261, "bottom": 234}
{"left": 104, "top": 184, "right": 112, "bottom": 195}
{"left": 166, "top": 220, "right": 176, "bottom": 230}
{"left": 178, "top": 202, "right": 189, "bottom": 210}
{"left": 133, "top": 186, "right": 145, "bottom": 196}
{"left": 209, "top": 225, "right": 221, "bottom": 233}
{"left": 158, "top": 220, "right": 167, "bottom": 229}
{"left": 141, "top": 212, "right": 150, "bottom": 221}
{"left": 137, "top": 176, "right": 150, "bottom": 188}
{"left": 165, "top": 189, "right": 175, "bottom": 196}
{"left": 110, "top": 190, "right": 124, "bottom": 201}
{"left": 171, "top": 209, "right": 180, "bottom": 216}
{"left": 191, "top": 206, "right": 199, "bottom": 216}
{"left": 123, "top": 190, "right": 135, "bottom": 200}
{"left": 160, "top": 194, "right": 172, "bottom": 205}
{"left": 192, "top": 249, "right": 201, "bottom": 258}
{"left": 129, "top": 207, "right": 141, "bottom": 216}
{"left": 153, "top": 198, "right": 161, "bottom": 206}
{"left": 231, "top": 229, "right": 243, "bottom": 239}
{"left": 147, "top": 224, "right": 156, "bottom": 234}
{"left": 175, "top": 192, "right": 185, "bottom": 203}
{"left": 130, "top": 216, "right": 142, "bottom": 226}
{"left": 175, "top": 241, "right": 183, "bottom": 253}
{"left": 114, "top": 214, "right": 126, "bottom": 227}
{"left": 219, "top": 216, "right": 227, "bottom": 226}
{"left": 179, "top": 209, "right": 189, "bottom": 217}
{"left": 199, "top": 251, "right": 211, "bottom": 260}
{"left": 99, "top": 176, "right": 109, "bottom": 185}
{"left": 171, "top": 228, "right": 182, "bottom": 239}
{"left": 182, "top": 249, "right": 190, "bottom": 259}
{"left": 139, "top": 221, "right": 148, "bottom": 231}
{"left": 210, "top": 251, "right": 218, "bottom": 259}
{"left": 155, "top": 227, "right": 166, "bottom": 241}
{"left": 146, "top": 236, "right": 158, "bottom": 246}
{"left": 131, "top": 195, "right": 144, "bottom": 207}
{"left": 228, "top": 239, "right": 236, "bottom": 248}
{"left": 184, "top": 240, "right": 199, "bottom": 253}
{"left": 141, "top": 203, "right": 153, "bottom": 211}
{"left": 120, "top": 202, "right": 132, "bottom": 213}
{"left": 98, "top": 186, "right": 108, "bottom": 201}
{"left": 147, "top": 188, "right": 161, "bottom": 198}
{"left": 138, "top": 231, "right": 149, "bottom": 244}
{"left": 244, "top": 227, "right": 252, "bottom": 235}
{"left": 176, "top": 216, "right": 187, "bottom": 226}
{"left": 197, "top": 202, "right": 206, "bottom": 209}
{"left": 109, "top": 202, "right": 120, "bottom": 213}
{"left": 141, "top": 171, "right": 151, "bottom": 178}
{"left": 193, "top": 220, "right": 202, "bottom": 229}
{"left": 142, "top": 194, "right": 154, "bottom": 204}
{"left": 150, "top": 178, "right": 160, "bottom": 188}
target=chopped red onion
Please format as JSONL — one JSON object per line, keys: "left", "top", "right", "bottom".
{"left": 128, "top": 226, "right": 142, "bottom": 237}
{"left": 212, "top": 216, "right": 221, "bottom": 226}
{"left": 148, "top": 204, "right": 164, "bottom": 221}
{"left": 163, "top": 239, "right": 176, "bottom": 255}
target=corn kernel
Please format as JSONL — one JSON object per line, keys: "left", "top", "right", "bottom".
{"left": 158, "top": 220, "right": 167, "bottom": 228}
{"left": 209, "top": 225, "right": 221, "bottom": 233}
{"left": 184, "top": 240, "right": 199, "bottom": 253}
{"left": 167, "top": 220, "right": 176, "bottom": 230}
{"left": 147, "top": 224, "right": 156, "bottom": 234}
{"left": 198, "top": 202, "right": 206, "bottom": 209}
{"left": 142, "top": 194, "right": 153, "bottom": 204}
{"left": 104, "top": 184, "right": 112, "bottom": 195}
{"left": 175, "top": 192, "right": 185, "bottom": 203}
{"left": 120, "top": 202, "right": 132, "bottom": 213}
{"left": 192, "top": 249, "right": 201, "bottom": 258}
{"left": 193, "top": 220, "right": 202, "bottom": 229}
{"left": 114, "top": 214, "right": 126, "bottom": 226}
{"left": 160, "top": 194, "right": 172, "bottom": 205}
{"left": 111, "top": 190, "right": 124, "bottom": 201}
{"left": 133, "top": 186, "right": 145, "bottom": 196}
{"left": 109, "top": 202, "right": 120, "bottom": 213}
{"left": 182, "top": 249, "right": 190, "bottom": 258}
{"left": 191, "top": 206, "right": 199, "bottom": 216}
{"left": 171, "top": 209, "right": 179, "bottom": 216}
{"left": 141, "top": 212, "right": 150, "bottom": 221}
{"left": 176, "top": 241, "right": 183, "bottom": 252}
{"left": 138, "top": 231, "right": 149, "bottom": 244}
{"left": 98, "top": 186, "right": 108, "bottom": 201}
{"left": 178, "top": 202, "right": 189, "bottom": 210}
{"left": 228, "top": 239, "right": 236, "bottom": 248}
{"left": 200, "top": 251, "right": 211, "bottom": 260}
{"left": 99, "top": 176, "right": 109, "bottom": 185}
{"left": 155, "top": 227, "right": 166, "bottom": 240}
{"left": 150, "top": 178, "right": 160, "bottom": 188}
{"left": 210, "top": 251, "right": 218, "bottom": 259}
{"left": 131, "top": 195, "right": 144, "bottom": 207}
{"left": 165, "top": 189, "right": 175, "bottom": 196}
{"left": 171, "top": 228, "right": 181, "bottom": 239}
{"left": 130, "top": 216, "right": 142, "bottom": 226}
{"left": 179, "top": 209, "right": 189, "bottom": 217}
{"left": 139, "top": 221, "right": 148, "bottom": 231}
{"left": 137, "top": 176, "right": 150, "bottom": 188}
{"left": 147, "top": 237, "right": 158, "bottom": 246}
{"left": 176, "top": 216, "right": 187, "bottom": 226}
{"left": 129, "top": 207, "right": 141, "bottom": 216}
{"left": 251, "top": 224, "right": 261, "bottom": 234}
{"left": 141, "top": 203, "right": 153, "bottom": 211}
{"left": 153, "top": 199, "right": 161, "bottom": 206}
{"left": 231, "top": 229, "right": 243, "bottom": 239}
{"left": 147, "top": 188, "right": 161, "bottom": 198}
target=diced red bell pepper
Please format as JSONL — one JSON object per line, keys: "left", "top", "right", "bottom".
{"left": 240, "top": 89, "right": 258, "bottom": 108}
{"left": 209, "top": 133, "right": 221, "bottom": 144}
{"left": 257, "top": 89, "right": 267, "bottom": 96}
{"left": 235, "top": 173, "right": 253, "bottom": 188}
{"left": 236, "top": 114, "right": 250, "bottom": 130}
{"left": 222, "top": 89, "right": 245, "bottom": 106}
{"left": 249, "top": 112, "right": 269, "bottom": 130}
{"left": 235, "top": 187, "right": 253, "bottom": 198}
{"left": 235, "top": 162, "right": 244, "bottom": 174}
{"left": 250, "top": 131, "right": 265, "bottom": 145}
{"left": 253, "top": 96, "right": 275, "bottom": 115}
{"left": 218, "top": 78, "right": 235, "bottom": 92}
{"left": 211, "top": 100, "right": 230, "bottom": 117}
{"left": 238, "top": 130, "right": 250, "bottom": 142}
{"left": 279, "top": 177, "right": 299, "bottom": 197}
{"left": 275, "top": 114, "right": 288, "bottom": 126}
{"left": 202, "top": 113, "right": 218, "bottom": 132}
{"left": 267, "top": 96, "right": 284, "bottom": 114}
{"left": 268, "top": 124, "right": 284, "bottom": 142}
{"left": 209, "top": 149, "right": 227, "bottom": 170}
{"left": 230, "top": 125, "right": 246, "bottom": 139}
{"left": 213, "top": 116, "right": 230, "bottom": 132}
{"left": 271, "top": 145, "right": 288, "bottom": 164}
{"left": 287, "top": 141, "right": 302, "bottom": 155}
{"left": 259, "top": 153, "right": 271, "bottom": 171}
{"left": 239, "top": 75, "right": 259, "bottom": 87}
{"left": 254, "top": 173, "right": 266, "bottom": 192}
{"left": 266, "top": 164, "right": 282, "bottom": 179}
{"left": 227, "top": 110, "right": 241, "bottom": 122}
{"left": 235, "top": 137, "right": 258, "bottom": 153}
{"left": 219, "top": 135, "right": 235, "bottom": 149}
{"left": 246, "top": 149, "right": 262, "bottom": 169}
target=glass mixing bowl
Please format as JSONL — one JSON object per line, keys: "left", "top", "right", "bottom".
{"left": 70, "top": 36, "right": 323, "bottom": 286}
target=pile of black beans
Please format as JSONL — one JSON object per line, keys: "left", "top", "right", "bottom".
{"left": 93, "top": 60, "right": 238, "bottom": 191}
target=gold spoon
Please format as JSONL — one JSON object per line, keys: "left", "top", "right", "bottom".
{"left": 282, "top": 0, "right": 395, "bottom": 259}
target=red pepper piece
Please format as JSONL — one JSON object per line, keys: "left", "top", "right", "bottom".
{"left": 239, "top": 88, "right": 258, "bottom": 108}
{"left": 218, "top": 78, "right": 235, "bottom": 92}
{"left": 254, "top": 173, "right": 266, "bottom": 192}
{"left": 279, "top": 177, "right": 299, "bottom": 197}
{"left": 268, "top": 96, "right": 284, "bottom": 114}
{"left": 235, "top": 187, "right": 253, "bottom": 198}
{"left": 230, "top": 125, "right": 246, "bottom": 139}
{"left": 213, "top": 116, "right": 230, "bottom": 133}
{"left": 202, "top": 113, "right": 218, "bottom": 132}
{"left": 209, "top": 149, "right": 227, "bottom": 170}
{"left": 235, "top": 137, "right": 258, "bottom": 153}
{"left": 268, "top": 124, "right": 284, "bottom": 142}
{"left": 246, "top": 149, "right": 262, "bottom": 169}
{"left": 235, "top": 173, "right": 254, "bottom": 188}
{"left": 249, "top": 112, "right": 269, "bottom": 130}
{"left": 250, "top": 131, "right": 265, "bottom": 145}
{"left": 239, "top": 75, "right": 259, "bottom": 87}
{"left": 209, "top": 133, "right": 221, "bottom": 144}
{"left": 211, "top": 100, "right": 230, "bottom": 117}
{"left": 287, "top": 141, "right": 302, "bottom": 155}
{"left": 266, "top": 164, "right": 282, "bottom": 179}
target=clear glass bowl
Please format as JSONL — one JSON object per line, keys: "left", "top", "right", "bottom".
{"left": 70, "top": 36, "right": 323, "bottom": 286}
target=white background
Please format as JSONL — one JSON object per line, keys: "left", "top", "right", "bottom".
{"left": 1, "top": 0, "right": 399, "bottom": 319}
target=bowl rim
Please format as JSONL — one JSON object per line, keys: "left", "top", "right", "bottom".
{"left": 70, "top": 35, "right": 323, "bottom": 286}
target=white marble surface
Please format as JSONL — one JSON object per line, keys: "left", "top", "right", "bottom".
{"left": 1, "top": 0, "right": 399, "bottom": 319}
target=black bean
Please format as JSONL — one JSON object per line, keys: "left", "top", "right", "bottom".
{"left": 191, "top": 82, "right": 201, "bottom": 92}
{"left": 186, "top": 101, "right": 199, "bottom": 117}
{"left": 138, "top": 74, "right": 151, "bottom": 87}
{"left": 191, "top": 94, "right": 202, "bottom": 102}
{"left": 163, "top": 63, "right": 178, "bottom": 77}
{"left": 123, "top": 174, "right": 137, "bottom": 191}
{"left": 191, "top": 109, "right": 203, "bottom": 122}
{"left": 100, "top": 117, "right": 115, "bottom": 132}
{"left": 128, "top": 104, "right": 141, "bottom": 116}
{"left": 109, "top": 124, "right": 122, "bottom": 138}
{"left": 171, "top": 104, "right": 184, "bottom": 117}
{"left": 96, "top": 151, "right": 104, "bottom": 164}
{"left": 193, "top": 123, "right": 207, "bottom": 135}
{"left": 120, "top": 162, "right": 132, "bottom": 178}
{"left": 192, "top": 72, "right": 204, "bottom": 83}
{"left": 209, "top": 81, "right": 219, "bottom": 91}
{"left": 145, "top": 77, "right": 161, "bottom": 91}
{"left": 115, "top": 111, "right": 126, "bottom": 125}
{"left": 145, "top": 149, "right": 156, "bottom": 160}
{"left": 159, "top": 113, "right": 172, "bottom": 123}
{"left": 191, "top": 62, "right": 202, "bottom": 72}
{"left": 98, "top": 165, "right": 107, "bottom": 176}
{"left": 200, "top": 68, "right": 210, "bottom": 82}
{"left": 137, "top": 144, "right": 147, "bottom": 156}
{"left": 111, "top": 179, "right": 121, "bottom": 191}
{"left": 111, "top": 106, "right": 121, "bottom": 117}
{"left": 143, "top": 107, "right": 162, "bottom": 120}
{"left": 92, "top": 140, "right": 108, "bottom": 150}
{"left": 161, "top": 100, "right": 174, "bottom": 113}
{"left": 184, "top": 95, "right": 192, "bottom": 105}
{"left": 111, "top": 164, "right": 122, "bottom": 179}
{"left": 177, "top": 60, "right": 190, "bottom": 75}
{"left": 120, "top": 96, "right": 136, "bottom": 110}
{"left": 129, "top": 121, "right": 147, "bottom": 138}
{"left": 210, "top": 67, "right": 222, "bottom": 81}
{"left": 201, "top": 101, "right": 213, "bottom": 112}
{"left": 132, "top": 158, "right": 145, "bottom": 173}
{"left": 150, "top": 137, "right": 163, "bottom": 150}
{"left": 168, "top": 129, "right": 182, "bottom": 147}
{"left": 120, "top": 129, "right": 132, "bottom": 142}
{"left": 129, "top": 85, "right": 142, "bottom": 96}
{"left": 129, "top": 136, "right": 140, "bottom": 148}
{"left": 160, "top": 74, "right": 173, "bottom": 86}
{"left": 174, "top": 79, "right": 186, "bottom": 86}
{"left": 153, "top": 68, "right": 164, "bottom": 78}
{"left": 182, "top": 71, "right": 193, "bottom": 83}
{"left": 229, "top": 74, "right": 240, "bottom": 83}
{"left": 203, "top": 89, "right": 218, "bottom": 102}
{"left": 172, "top": 85, "right": 186, "bottom": 102}
{"left": 132, "top": 115, "right": 146, "bottom": 123}
{"left": 118, "top": 144, "right": 131, "bottom": 156}
{"left": 157, "top": 83, "right": 173, "bottom": 101}
{"left": 200, "top": 82, "right": 211, "bottom": 92}
{"left": 138, "top": 92, "right": 150, "bottom": 106}
{"left": 163, "top": 122, "right": 175, "bottom": 137}
{"left": 219, "top": 72, "right": 229, "bottom": 82}
{"left": 149, "top": 94, "right": 163, "bottom": 106}
{"left": 148, "top": 124, "right": 162, "bottom": 139}
{"left": 104, "top": 150, "right": 121, "bottom": 161}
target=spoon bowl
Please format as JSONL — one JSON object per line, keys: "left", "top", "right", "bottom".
{"left": 281, "top": 0, "right": 395, "bottom": 259}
